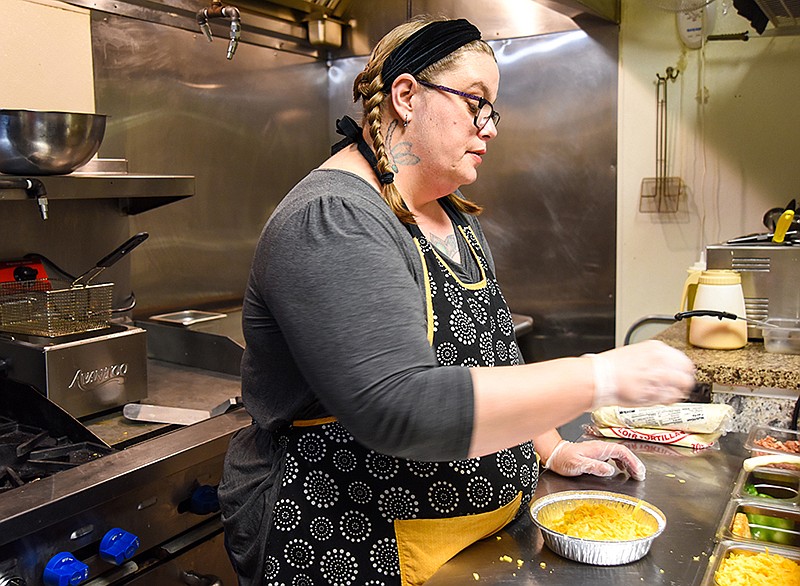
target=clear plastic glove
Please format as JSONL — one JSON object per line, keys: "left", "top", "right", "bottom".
{"left": 588, "top": 340, "right": 696, "bottom": 409}
{"left": 543, "top": 439, "right": 646, "bottom": 481}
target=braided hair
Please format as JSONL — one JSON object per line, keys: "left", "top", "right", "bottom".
{"left": 352, "top": 17, "right": 493, "bottom": 224}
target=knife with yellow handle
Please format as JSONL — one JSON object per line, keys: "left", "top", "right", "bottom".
{"left": 772, "top": 198, "right": 796, "bottom": 243}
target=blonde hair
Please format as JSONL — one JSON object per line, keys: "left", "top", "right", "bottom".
{"left": 352, "top": 17, "right": 494, "bottom": 224}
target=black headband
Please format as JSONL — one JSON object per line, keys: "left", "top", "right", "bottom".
{"left": 381, "top": 19, "right": 481, "bottom": 93}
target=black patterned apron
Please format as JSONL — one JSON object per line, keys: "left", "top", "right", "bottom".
{"left": 263, "top": 200, "right": 538, "bottom": 586}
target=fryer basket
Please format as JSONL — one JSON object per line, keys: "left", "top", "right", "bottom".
{"left": 0, "top": 279, "right": 113, "bottom": 337}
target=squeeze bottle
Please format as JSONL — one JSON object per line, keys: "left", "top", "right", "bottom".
{"left": 688, "top": 270, "right": 747, "bottom": 350}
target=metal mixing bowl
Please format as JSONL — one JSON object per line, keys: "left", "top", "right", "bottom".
{"left": 529, "top": 490, "right": 667, "bottom": 565}
{"left": 0, "top": 109, "right": 107, "bottom": 175}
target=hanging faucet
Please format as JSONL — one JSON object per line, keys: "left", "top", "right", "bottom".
{"left": 0, "top": 177, "right": 48, "bottom": 220}
{"left": 196, "top": 0, "right": 241, "bottom": 60}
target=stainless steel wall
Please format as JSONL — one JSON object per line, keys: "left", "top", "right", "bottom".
{"left": 330, "top": 19, "right": 619, "bottom": 360}
{"left": 91, "top": 11, "right": 329, "bottom": 314}
{"left": 485, "top": 23, "right": 619, "bottom": 361}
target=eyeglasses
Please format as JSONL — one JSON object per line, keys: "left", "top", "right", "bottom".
{"left": 417, "top": 80, "right": 501, "bottom": 131}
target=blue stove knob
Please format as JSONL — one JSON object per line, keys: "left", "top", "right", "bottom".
{"left": 99, "top": 528, "right": 140, "bottom": 565}
{"left": 43, "top": 552, "right": 88, "bottom": 586}
{"left": 189, "top": 484, "right": 220, "bottom": 515}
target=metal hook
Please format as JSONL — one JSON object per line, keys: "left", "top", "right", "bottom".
{"left": 656, "top": 67, "right": 680, "bottom": 83}
{"left": 196, "top": 0, "right": 241, "bottom": 60}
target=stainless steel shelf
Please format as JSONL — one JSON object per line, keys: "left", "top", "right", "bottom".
{"left": 0, "top": 172, "right": 195, "bottom": 214}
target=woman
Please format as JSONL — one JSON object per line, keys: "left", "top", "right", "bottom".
{"left": 219, "top": 16, "right": 695, "bottom": 586}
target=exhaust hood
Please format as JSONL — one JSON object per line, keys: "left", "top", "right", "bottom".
{"left": 752, "top": 0, "right": 800, "bottom": 33}
{"left": 236, "top": 0, "right": 354, "bottom": 46}
{"left": 532, "top": 0, "right": 620, "bottom": 23}
{"left": 257, "top": 0, "right": 620, "bottom": 24}
{"left": 726, "top": 0, "right": 800, "bottom": 35}
{"left": 252, "top": 0, "right": 352, "bottom": 18}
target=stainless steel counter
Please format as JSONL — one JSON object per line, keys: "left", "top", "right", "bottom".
{"left": 427, "top": 419, "right": 749, "bottom": 585}
{"left": 85, "top": 358, "right": 243, "bottom": 446}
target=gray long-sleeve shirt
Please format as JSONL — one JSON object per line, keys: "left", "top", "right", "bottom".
{"left": 219, "top": 168, "right": 496, "bottom": 583}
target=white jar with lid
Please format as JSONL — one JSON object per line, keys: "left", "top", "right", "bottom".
{"left": 688, "top": 269, "right": 747, "bottom": 350}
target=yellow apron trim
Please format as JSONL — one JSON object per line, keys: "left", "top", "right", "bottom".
{"left": 292, "top": 416, "right": 338, "bottom": 427}
{"left": 394, "top": 492, "right": 523, "bottom": 586}
{"left": 413, "top": 237, "right": 436, "bottom": 344}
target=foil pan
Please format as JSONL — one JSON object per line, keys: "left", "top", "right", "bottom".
{"left": 529, "top": 490, "right": 666, "bottom": 565}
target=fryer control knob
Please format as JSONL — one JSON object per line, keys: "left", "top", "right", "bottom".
{"left": 99, "top": 528, "right": 140, "bottom": 565}
{"left": 42, "top": 552, "right": 88, "bottom": 586}
{"left": 189, "top": 484, "right": 220, "bottom": 515}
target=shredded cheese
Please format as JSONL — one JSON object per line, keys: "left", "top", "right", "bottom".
{"left": 714, "top": 550, "right": 800, "bottom": 586}
{"left": 545, "top": 502, "right": 655, "bottom": 541}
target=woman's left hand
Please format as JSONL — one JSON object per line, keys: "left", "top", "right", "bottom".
{"left": 544, "top": 440, "right": 646, "bottom": 481}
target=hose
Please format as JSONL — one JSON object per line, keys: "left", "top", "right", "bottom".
{"left": 623, "top": 314, "right": 677, "bottom": 346}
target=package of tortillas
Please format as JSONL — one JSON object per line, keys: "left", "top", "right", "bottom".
{"left": 591, "top": 403, "right": 735, "bottom": 435}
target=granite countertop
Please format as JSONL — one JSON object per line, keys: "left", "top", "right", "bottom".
{"left": 654, "top": 322, "right": 800, "bottom": 391}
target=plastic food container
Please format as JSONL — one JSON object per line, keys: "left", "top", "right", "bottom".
{"left": 763, "top": 318, "right": 800, "bottom": 355}
{"left": 529, "top": 490, "right": 666, "bottom": 566}
{"left": 732, "top": 466, "right": 800, "bottom": 506}
{"left": 746, "top": 426, "right": 800, "bottom": 471}
{"left": 717, "top": 499, "right": 800, "bottom": 548}
{"left": 700, "top": 540, "right": 800, "bottom": 586}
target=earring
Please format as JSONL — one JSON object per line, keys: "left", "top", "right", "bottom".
{"left": 403, "top": 115, "right": 409, "bottom": 128}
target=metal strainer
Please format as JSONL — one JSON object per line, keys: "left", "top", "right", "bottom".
{"left": 0, "top": 233, "right": 148, "bottom": 337}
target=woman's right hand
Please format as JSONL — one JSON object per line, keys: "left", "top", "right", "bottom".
{"left": 589, "top": 340, "right": 696, "bottom": 408}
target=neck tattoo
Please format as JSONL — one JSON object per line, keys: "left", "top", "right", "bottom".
{"left": 428, "top": 231, "right": 461, "bottom": 263}
{"left": 386, "top": 120, "right": 420, "bottom": 172}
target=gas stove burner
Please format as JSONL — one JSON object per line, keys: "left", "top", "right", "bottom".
{"left": 0, "top": 416, "right": 115, "bottom": 492}
{"left": 28, "top": 441, "right": 114, "bottom": 470}
{"left": 0, "top": 379, "right": 119, "bottom": 492}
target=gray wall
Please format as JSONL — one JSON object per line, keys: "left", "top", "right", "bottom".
{"left": 1, "top": 1, "right": 618, "bottom": 362}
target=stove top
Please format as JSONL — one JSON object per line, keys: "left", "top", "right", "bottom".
{"left": 0, "top": 418, "right": 114, "bottom": 492}
{"left": 0, "top": 362, "right": 246, "bottom": 585}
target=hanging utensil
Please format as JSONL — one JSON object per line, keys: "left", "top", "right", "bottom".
{"left": 640, "top": 67, "right": 683, "bottom": 213}
{"left": 72, "top": 232, "right": 149, "bottom": 287}
{"left": 674, "top": 309, "right": 779, "bottom": 330}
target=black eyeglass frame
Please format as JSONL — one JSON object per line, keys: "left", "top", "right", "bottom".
{"left": 416, "top": 79, "right": 501, "bottom": 130}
